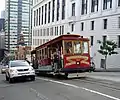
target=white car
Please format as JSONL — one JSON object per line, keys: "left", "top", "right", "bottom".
{"left": 0, "top": 63, "right": 8, "bottom": 74}
{"left": 5, "top": 60, "right": 35, "bottom": 83}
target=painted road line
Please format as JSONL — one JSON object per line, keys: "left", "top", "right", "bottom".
{"left": 29, "top": 88, "right": 50, "bottom": 100}
{"left": 36, "top": 77, "right": 120, "bottom": 100}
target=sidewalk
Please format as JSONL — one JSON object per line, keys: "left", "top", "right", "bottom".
{"left": 95, "top": 68, "right": 120, "bottom": 72}
{"left": 88, "top": 72, "right": 120, "bottom": 82}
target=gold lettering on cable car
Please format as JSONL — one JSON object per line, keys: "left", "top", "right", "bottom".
{"left": 65, "top": 56, "right": 89, "bottom": 66}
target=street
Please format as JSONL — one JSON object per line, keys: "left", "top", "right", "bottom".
{"left": 0, "top": 73, "right": 120, "bottom": 100}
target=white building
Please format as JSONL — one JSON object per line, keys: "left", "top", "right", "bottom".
{"left": 32, "top": 0, "right": 120, "bottom": 69}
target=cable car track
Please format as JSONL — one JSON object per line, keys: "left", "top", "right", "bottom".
{"left": 73, "top": 77, "right": 120, "bottom": 91}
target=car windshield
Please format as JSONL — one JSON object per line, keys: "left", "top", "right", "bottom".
{"left": 10, "top": 61, "right": 29, "bottom": 67}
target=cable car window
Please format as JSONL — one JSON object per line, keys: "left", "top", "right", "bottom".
{"left": 82, "top": 41, "right": 89, "bottom": 53}
{"left": 45, "top": 48, "right": 47, "bottom": 58}
{"left": 40, "top": 50, "right": 41, "bottom": 59}
{"left": 64, "top": 41, "right": 73, "bottom": 54}
{"left": 42, "top": 49, "right": 44, "bottom": 58}
{"left": 74, "top": 41, "right": 81, "bottom": 54}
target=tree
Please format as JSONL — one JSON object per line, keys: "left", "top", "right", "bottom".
{"left": 97, "top": 40, "right": 118, "bottom": 69}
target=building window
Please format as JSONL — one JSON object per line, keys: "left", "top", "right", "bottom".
{"left": 62, "top": 0, "right": 65, "bottom": 20}
{"left": 81, "top": 22, "right": 84, "bottom": 31}
{"left": 48, "top": 2, "right": 51, "bottom": 23}
{"left": 55, "top": 27, "right": 57, "bottom": 36}
{"left": 56, "top": 27, "right": 58, "bottom": 35}
{"left": 39, "top": 8, "right": 41, "bottom": 25}
{"left": 52, "top": 0, "right": 55, "bottom": 22}
{"left": 38, "top": 30, "right": 39, "bottom": 36}
{"left": 50, "top": 27, "right": 53, "bottom": 36}
{"left": 43, "top": 39, "right": 45, "bottom": 43}
{"left": 118, "top": 35, "right": 120, "bottom": 48}
{"left": 90, "top": 36, "right": 94, "bottom": 46}
{"left": 47, "top": 28, "right": 49, "bottom": 36}
{"left": 71, "top": 24, "right": 74, "bottom": 32}
{"left": 103, "top": 19, "right": 107, "bottom": 29}
{"left": 36, "top": 9, "right": 38, "bottom": 26}
{"left": 45, "top": 4, "right": 47, "bottom": 24}
{"left": 34, "top": 11, "right": 36, "bottom": 26}
{"left": 119, "top": 0, "right": 120, "bottom": 6}
{"left": 91, "top": 0, "right": 98, "bottom": 12}
{"left": 40, "top": 29, "right": 42, "bottom": 36}
{"left": 60, "top": 26, "right": 62, "bottom": 35}
{"left": 81, "top": 0, "right": 88, "bottom": 15}
{"left": 57, "top": 0, "right": 60, "bottom": 21}
{"left": 41, "top": 29, "right": 43, "bottom": 36}
{"left": 91, "top": 21, "right": 94, "bottom": 30}
{"left": 45, "top": 29, "right": 47, "bottom": 36}
{"left": 72, "top": 3, "right": 75, "bottom": 16}
{"left": 62, "top": 25, "right": 64, "bottom": 34}
{"left": 42, "top": 6, "right": 44, "bottom": 25}
{"left": 119, "top": 17, "right": 120, "bottom": 28}
{"left": 103, "top": 35, "right": 107, "bottom": 43}
{"left": 103, "top": 0, "right": 112, "bottom": 10}
{"left": 43, "top": 29, "right": 45, "bottom": 36}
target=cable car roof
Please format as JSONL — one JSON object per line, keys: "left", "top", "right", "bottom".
{"left": 35, "top": 34, "right": 89, "bottom": 50}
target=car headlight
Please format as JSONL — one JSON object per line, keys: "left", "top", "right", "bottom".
{"left": 29, "top": 67, "right": 34, "bottom": 71}
{"left": 9, "top": 69, "right": 17, "bottom": 73}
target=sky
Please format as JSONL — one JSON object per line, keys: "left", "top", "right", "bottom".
{"left": 0, "top": 0, "right": 5, "bottom": 17}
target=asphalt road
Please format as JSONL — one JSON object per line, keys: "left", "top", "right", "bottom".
{"left": 0, "top": 74, "right": 120, "bottom": 100}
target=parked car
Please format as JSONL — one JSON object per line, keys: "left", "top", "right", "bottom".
{"left": 0, "top": 63, "right": 8, "bottom": 74}
{"left": 5, "top": 60, "right": 35, "bottom": 83}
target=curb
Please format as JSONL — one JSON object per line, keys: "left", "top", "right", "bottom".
{"left": 94, "top": 68, "right": 120, "bottom": 72}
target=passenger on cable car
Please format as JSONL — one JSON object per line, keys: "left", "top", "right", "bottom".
{"left": 51, "top": 48, "right": 61, "bottom": 72}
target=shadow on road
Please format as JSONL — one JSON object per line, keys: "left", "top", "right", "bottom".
{"left": 36, "top": 73, "right": 87, "bottom": 80}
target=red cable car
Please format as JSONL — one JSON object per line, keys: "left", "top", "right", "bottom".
{"left": 31, "top": 34, "right": 91, "bottom": 77}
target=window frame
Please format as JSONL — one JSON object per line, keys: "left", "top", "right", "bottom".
{"left": 52, "top": 0, "right": 55, "bottom": 22}
{"left": 62, "top": 0, "right": 65, "bottom": 20}
{"left": 81, "top": 0, "right": 88, "bottom": 15}
{"left": 64, "top": 40, "right": 73, "bottom": 55}
{"left": 90, "top": 36, "right": 94, "bottom": 46}
{"left": 118, "top": 35, "right": 120, "bottom": 48}
{"left": 57, "top": 0, "right": 60, "bottom": 21}
{"left": 48, "top": 2, "right": 51, "bottom": 23}
{"left": 45, "top": 4, "right": 47, "bottom": 24}
{"left": 103, "top": 35, "right": 107, "bottom": 43}
{"left": 91, "top": 0, "right": 98, "bottom": 12}
{"left": 103, "top": 19, "right": 107, "bottom": 29}
{"left": 91, "top": 21, "right": 94, "bottom": 30}
{"left": 71, "top": 24, "right": 74, "bottom": 32}
{"left": 41, "top": 6, "right": 44, "bottom": 25}
{"left": 73, "top": 40, "right": 82, "bottom": 54}
{"left": 118, "top": 17, "right": 120, "bottom": 28}
{"left": 72, "top": 3, "right": 75, "bottom": 16}
{"left": 81, "top": 22, "right": 84, "bottom": 31}
{"left": 103, "top": 0, "right": 112, "bottom": 10}
{"left": 39, "top": 7, "right": 41, "bottom": 25}
{"left": 118, "top": 0, "right": 120, "bottom": 6}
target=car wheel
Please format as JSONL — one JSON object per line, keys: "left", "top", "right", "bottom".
{"left": 5, "top": 75, "right": 9, "bottom": 81}
{"left": 31, "top": 76, "right": 35, "bottom": 81}
{"left": 9, "top": 78, "right": 14, "bottom": 83}
{"left": 64, "top": 73, "right": 68, "bottom": 79}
